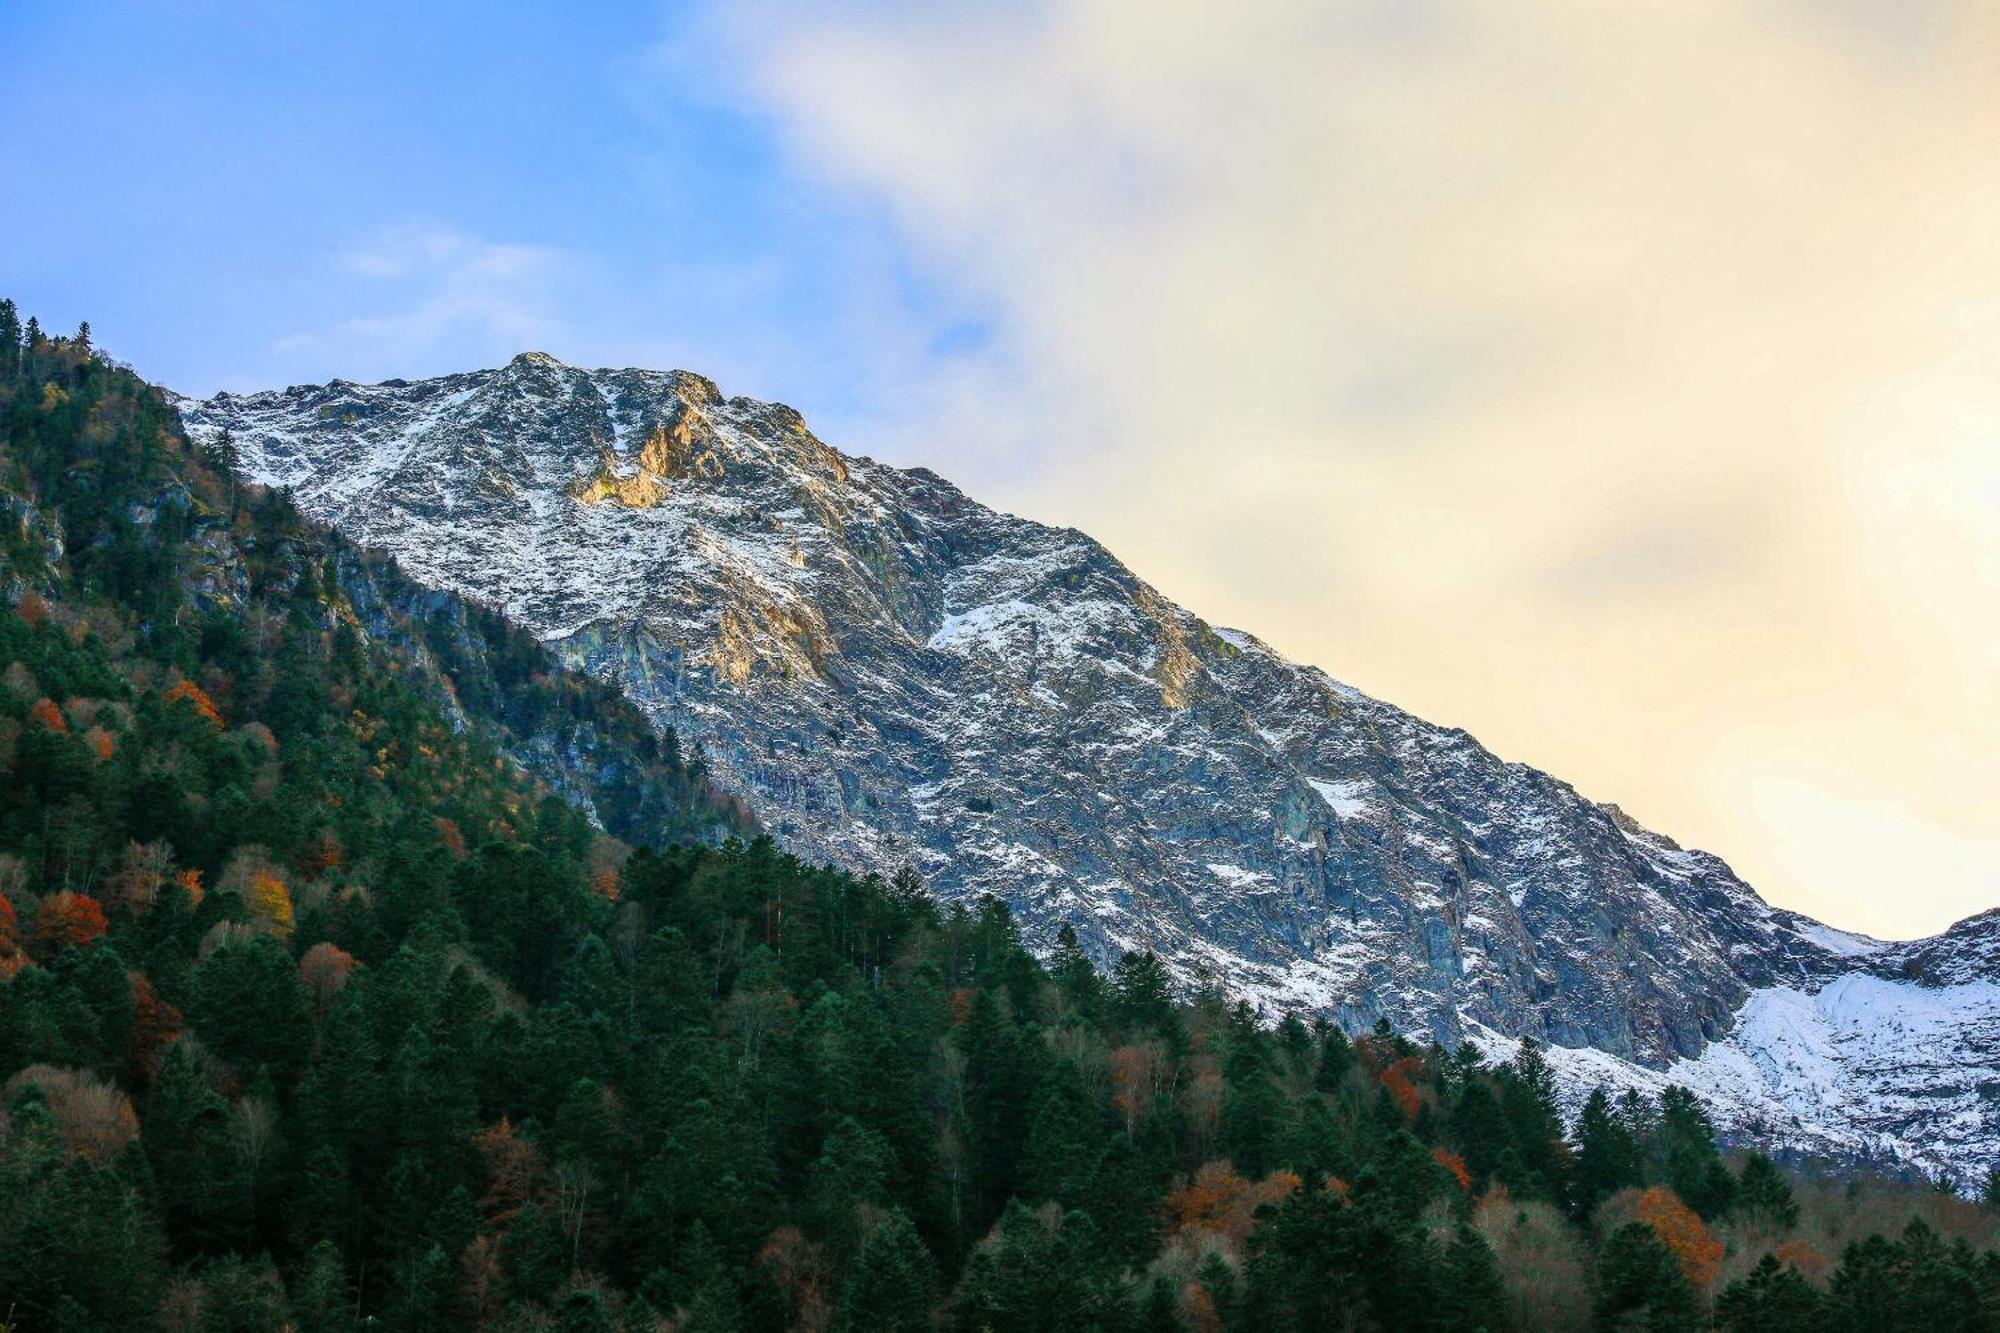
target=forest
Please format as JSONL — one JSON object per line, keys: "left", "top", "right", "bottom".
{"left": 2, "top": 301, "right": 1998, "bottom": 1332}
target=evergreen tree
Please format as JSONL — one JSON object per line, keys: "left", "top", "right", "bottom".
{"left": 1136, "top": 1273, "right": 1184, "bottom": 1332}
{"left": 1733, "top": 1152, "right": 1799, "bottom": 1231}
{"left": 838, "top": 1209, "right": 936, "bottom": 1333}
{"left": 1654, "top": 1086, "right": 1735, "bottom": 1219}
{"left": 1112, "top": 950, "right": 1181, "bottom": 1045}
{"left": 1714, "top": 1254, "right": 1823, "bottom": 1333}
{"left": 1314, "top": 1023, "right": 1355, "bottom": 1092}
{"left": 1439, "top": 1222, "right": 1512, "bottom": 1332}
{"left": 1594, "top": 1221, "right": 1700, "bottom": 1332}
{"left": 1049, "top": 922, "right": 1106, "bottom": 1017}
{"left": 1571, "top": 1087, "right": 1643, "bottom": 1219}
{"left": 0, "top": 297, "right": 19, "bottom": 378}
{"left": 1222, "top": 1000, "right": 1283, "bottom": 1174}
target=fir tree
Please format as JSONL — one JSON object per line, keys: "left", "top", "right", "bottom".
{"left": 838, "top": 1210, "right": 935, "bottom": 1333}
{"left": 1571, "top": 1086, "right": 1643, "bottom": 1219}
{"left": 1734, "top": 1152, "right": 1799, "bottom": 1231}
{"left": 1595, "top": 1222, "right": 1700, "bottom": 1332}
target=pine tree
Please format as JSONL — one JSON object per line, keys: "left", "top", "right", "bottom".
{"left": 1439, "top": 1223, "right": 1511, "bottom": 1332}
{"left": 1571, "top": 1086, "right": 1642, "bottom": 1219}
{"left": 1196, "top": 1250, "right": 1239, "bottom": 1329}
{"left": 1713, "top": 1252, "right": 1824, "bottom": 1332}
{"left": 1112, "top": 950, "right": 1181, "bottom": 1045}
{"left": 1050, "top": 922, "right": 1105, "bottom": 1017}
{"left": 1734, "top": 1152, "right": 1799, "bottom": 1231}
{"left": 1136, "top": 1273, "right": 1184, "bottom": 1332}
{"left": 1595, "top": 1221, "right": 1700, "bottom": 1331}
{"left": 1023, "top": 1064, "right": 1102, "bottom": 1206}
{"left": 1314, "top": 1023, "right": 1355, "bottom": 1092}
{"left": 288, "top": 1240, "right": 355, "bottom": 1333}
{"left": 0, "top": 297, "right": 19, "bottom": 379}
{"left": 1222, "top": 1000, "right": 1283, "bottom": 1174}
{"left": 204, "top": 427, "right": 244, "bottom": 514}
{"left": 1655, "top": 1085, "right": 1735, "bottom": 1219}
{"left": 838, "top": 1209, "right": 935, "bottom": 1333}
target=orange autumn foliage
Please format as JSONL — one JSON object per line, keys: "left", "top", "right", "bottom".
{"left": 434, "top": 816, "right": 467, "bottom": 859}
{"left": 127, "top": 973, "right": 184, "bottom": 1082}
{"left": 16, "top": 591, "right": 48, "bottom": 627}
{"left": 1634, "top": 1187, "right": 1723, "bottom": 1291}
{"left": 1164, "top": 1161, "right": 1302, "bottom": 1247}
{"left": 1432, "top": 1145, "right": 1473, "bottom": 1191}
{"left": 84, "top": 725, "right": 115, "bottom": 761}
{"left": 0, "top": 892, "right": 23, "bottom": 981}
{"left": 175, "top": 867, "right": 206, "bottom": 908}
{"left": 1772, "top": 1238, "right": 1829, "bottom": 1283}
{"left": 299, "top": 941, "right": 358, "bottom": 1014}
{"left": 1380, "top": 1055, "right": 1423, "bottom": 1121}
{"left": 474, "top": 1117, "right": 546, "bottom": 1228}
{"left": 162, "top": 678, "right": 224, "bottom": 729}
{"left": 35, "top": 891, "right": 108, "bottom": 950}
{"left": 28, "top": 696, "right": 67, "bottom": 733}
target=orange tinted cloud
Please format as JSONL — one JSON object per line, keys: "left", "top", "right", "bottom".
{"left": 716, "top": 1, "right": 2000, "bottom": 937}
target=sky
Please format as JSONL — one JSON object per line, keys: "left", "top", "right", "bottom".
{"left": 3, "top": 1, "right": 1995, "bottom": 939}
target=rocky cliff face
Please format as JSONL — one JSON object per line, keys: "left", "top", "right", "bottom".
{"left": 179, "top": 353, "right": 1998, "bottom": 1180}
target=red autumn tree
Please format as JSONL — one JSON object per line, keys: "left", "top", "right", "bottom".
{"left": 162, "top": 678, "right": 224, "bottom": 729}
{"left": 1633, "top": 1187, "right": 1723, "bottom": 1292}
{"left": 35, "top": 890, "right": 108, "bottom": 950}
{"left": 1380, "top": 1055, "right": 1423, "bottom": 1121}
{"left": 27, "top": 696, "right": 67, "bottom": 733}
{"left": 0, "top": 891, "right": 24, "bottom": 980}
{"left": 1433, "top": 1145, "right": 1473, "bottom": 1191}
{"left": 299, "top": 941, "right": 358, "bottom": 1016}
{"left": 1164, "top": 1162, "right": 1302, "bottom": 1248}
{"left": 127, "top": 973, "right": 184, "bottom": 1083}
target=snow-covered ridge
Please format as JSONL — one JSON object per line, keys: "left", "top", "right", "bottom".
{"left": 179, "top": 353, "right": 1999, "bottom": 1181}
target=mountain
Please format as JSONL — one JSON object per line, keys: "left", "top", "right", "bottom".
{"left": 180, "top": 353, "right": 2000, "bottom": 1181}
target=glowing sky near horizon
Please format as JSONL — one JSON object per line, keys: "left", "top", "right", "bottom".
{"left": 4, "top": 1, "right": 1994, "bottom": 938}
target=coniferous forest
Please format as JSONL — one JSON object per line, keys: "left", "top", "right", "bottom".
{"left": 4, "top": 303, "right": 2000, "bottom": 1332}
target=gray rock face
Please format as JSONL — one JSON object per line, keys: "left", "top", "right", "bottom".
{"left": 178, "top": 354, "right": 1998, "bottom": 1178}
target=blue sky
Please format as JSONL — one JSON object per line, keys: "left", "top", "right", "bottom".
{"left": 0, "top": 1, "right": 975, "bottom": 432}
{"left": 4, "top": 1, "right": 1995, "bottom": 938}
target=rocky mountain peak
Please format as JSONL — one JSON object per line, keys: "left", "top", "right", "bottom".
{"left": 180, "top": 357, "right": 2000, "bottom": 1182}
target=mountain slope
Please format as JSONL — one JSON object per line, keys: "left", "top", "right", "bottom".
{"left": 181, "top": 353, "right": 1999, "bottom": 1179}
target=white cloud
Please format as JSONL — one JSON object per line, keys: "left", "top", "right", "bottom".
{"left": 704, "top": 0, "right": 2000, "bottom": 937}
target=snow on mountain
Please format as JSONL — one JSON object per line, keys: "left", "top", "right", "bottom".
{"left": 178, "top": 354, "right": 1999, "bottom": 1181}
